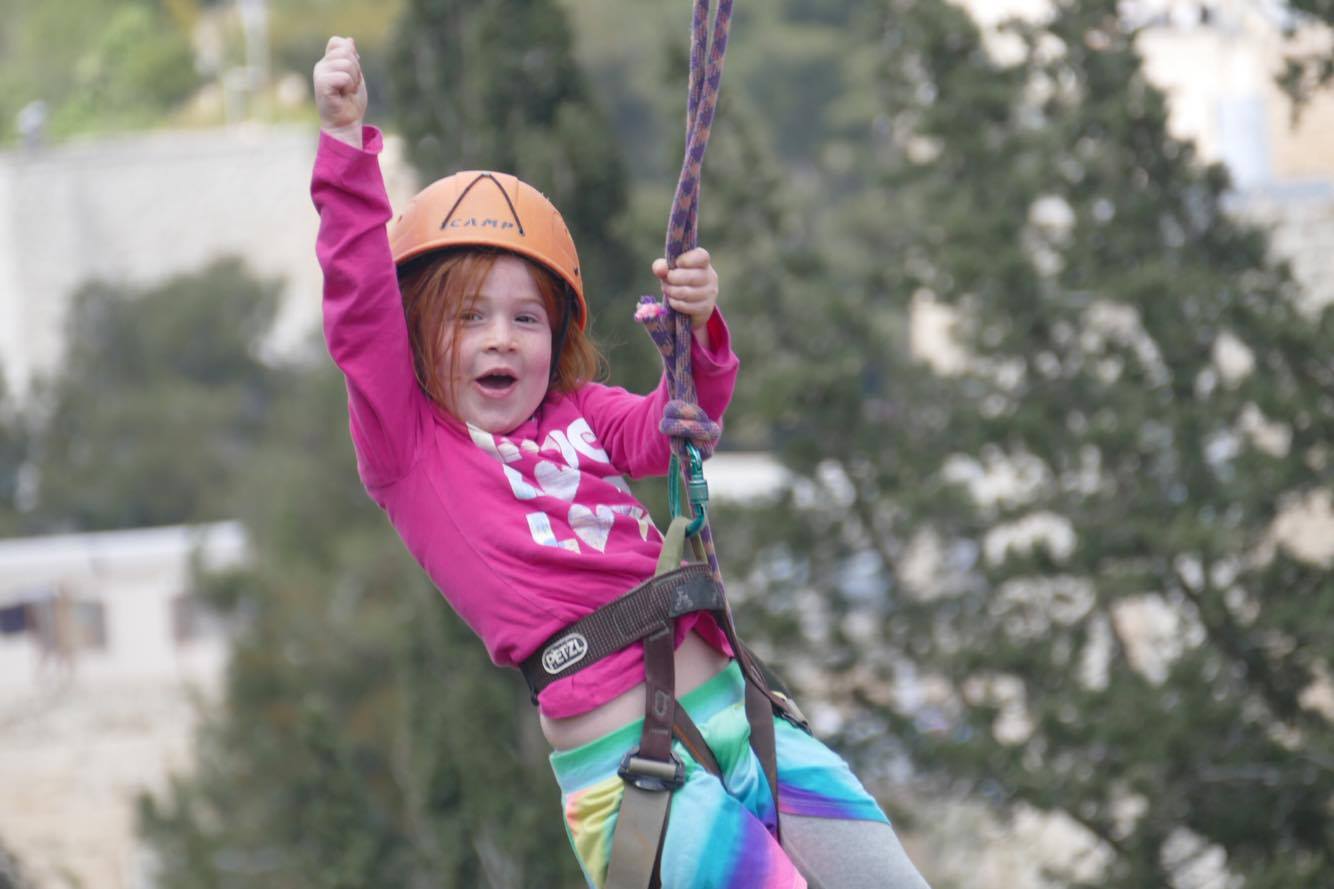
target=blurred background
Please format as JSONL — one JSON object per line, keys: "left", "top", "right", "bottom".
{"left": 2, "top": 0, "right": 1333, "bottom": 887}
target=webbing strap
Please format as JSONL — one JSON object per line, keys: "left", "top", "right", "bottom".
{"left": 605, "top": 783, "right": 672, "bottom": 889}
{"left": 672, "top": 707, "right": 721, "bottom": 777}
{"left": 603, "top": 686, "right": 724, "bottom": 889}
{"left": 520, "top": 563, "right": 723, "bottom": 698}
{"left": 641, "top": 627, "right": 677, "bottom": 763}
{"left": 655, "top": 516, "right": 690, "bottom": 575}
{"left": 745, "top": 680, "right": 779, "bottom": 805}
{"left": 604, "top": 625, "right": 677, "bottom": 889}
{"left": 600, "top": 519, "right": 795, "bottom": 889}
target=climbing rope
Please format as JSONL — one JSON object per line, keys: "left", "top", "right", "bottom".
{"left": 636, "top": 0, "right": 734, "bottom": 587}
{"left": 605, "top": 13, "right": 810, "bottom": 882}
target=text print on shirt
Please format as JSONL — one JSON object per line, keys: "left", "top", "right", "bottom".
{"left": 469, "top": 419, "right": 657, "bottom": 553}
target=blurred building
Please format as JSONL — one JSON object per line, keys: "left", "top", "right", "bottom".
{"left": 1133, "top": 1, "right": 1334, "bottom": 315}
{"left": 954, "top": 1, "right": 1334, "bottom": 314}
{"left": 1126, "top": 0, "right": 1334, "bottom": 186}
{"left": 0, "top": 125, "right": 417, "bottom": 402}
{"left": 0, "top": 523, "right": 245, "bottom": 889}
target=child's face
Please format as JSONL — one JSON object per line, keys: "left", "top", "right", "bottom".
{"left": 439, "top": 253, "right": 553, "bottom": 434}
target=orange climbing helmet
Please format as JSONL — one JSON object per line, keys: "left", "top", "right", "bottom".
{"left": 389, "top": 171, "right": 586, "bottom": 329}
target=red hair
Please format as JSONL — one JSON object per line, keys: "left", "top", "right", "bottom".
{"left": 397, "top": 248, "right": 605, "bottom": 412}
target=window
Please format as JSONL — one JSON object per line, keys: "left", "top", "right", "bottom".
{"left": 26, "top": 594, "right": 108, "bottom": 653}
{"left": 0, "top": 601, "right": 30, "bottom": 636}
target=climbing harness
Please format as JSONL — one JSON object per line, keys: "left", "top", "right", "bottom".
{"left": 521, "top": 515, "right": 808, "bottom": 887}
{"left": 519, "top": 2, "right": 811, "bottom": 886}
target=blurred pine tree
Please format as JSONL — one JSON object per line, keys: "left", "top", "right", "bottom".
{"left": 1278, "top": 0, "right": 1334, "bottom": 109}
{"left": 722, "top": 1, "right": 1334, "bottom": 885}
{"left": 140, "top": 359, "right": 578, "bottom": 888}
{"left": 23, "top": 259, "right": 280, "bottom": 532}
{"left": 0, "top": 379, "right": 25, "bottom": 536}
{"left": 388, "top": 0, "right": 644, "bottom": 384}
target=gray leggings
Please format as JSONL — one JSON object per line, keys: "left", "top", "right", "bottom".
{"left": 780, "top": 815, "right": 933, "bottom": 889}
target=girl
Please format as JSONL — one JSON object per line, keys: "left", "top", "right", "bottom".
{"left": 312, "top": 35, "right": 931, "bottom": 889}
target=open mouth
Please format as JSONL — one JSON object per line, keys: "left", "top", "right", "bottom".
{"left": 476, "top": 371, "right": 517, "bottom": 392}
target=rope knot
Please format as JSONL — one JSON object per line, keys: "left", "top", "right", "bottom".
{"left": 660, "top": 400, "right": 721, "bottom": 457}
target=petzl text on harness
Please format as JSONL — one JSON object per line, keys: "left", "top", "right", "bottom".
{"left": 518, "top": 3, "right": 811, "bottom": 886}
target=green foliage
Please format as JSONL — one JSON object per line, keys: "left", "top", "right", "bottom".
{"left": 719, "top": 1, "right": 1334, "bottom": 886}
{"left": 0, "top": 837, "right": 36, "bottom": 889}
{"left": 0, "top": 0, "right": 198, "bottom": 144}
{"left": 1270, "top": 2, "right": 1334, "bottom": 111}
{"left": 387, "top": 0, "right": 639, "bottom": 376}
{"left": 23, "top": 259, "right": 280, "bottom": 532}
{"left": 563, "top": 0, "right": 880, "bottom": 189}
{"left": 1289, "top": 0, "right": 1334, "bottom": 13}
{"left": 141, "top": 362, "right": 579, "bottom": 889}
{"left": 15, "top": 258, "right": 576, "bottom": 886}
{"left": 267, "top": 0, "right": 405, "bottom": 125}
{"left": 6, "top": 0, "right": 1329, "bottom": 883}
{"left": 0, "top": 378, "right": 25, "bottom": 536}
{"left": 267, "top": 0, "right": 405, "bottom": 76}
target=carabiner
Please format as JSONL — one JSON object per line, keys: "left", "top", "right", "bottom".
{"left": 684, "top": 443, "right": 709, "bottom": 537}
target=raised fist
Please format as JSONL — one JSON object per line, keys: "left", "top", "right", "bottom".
{"left": 313, "top": 36, "right": 367, "bottom": 146}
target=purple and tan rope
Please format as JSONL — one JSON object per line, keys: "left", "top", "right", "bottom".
{"left": 635, "top": 0, "right": 735, "bottom": 587}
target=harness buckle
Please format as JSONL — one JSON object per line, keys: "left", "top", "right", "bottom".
{"left": 617, "top": 749, "right": 686, "bottom": 792}
{"left": 772, "top": 690, "right": 812, "bottom": 734}
{"left": 683, "top": 444, "right": 710, "bottom": 537}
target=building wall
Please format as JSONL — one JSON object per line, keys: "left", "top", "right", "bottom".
{"left": 0, "top": 523, "right": 246, "bottom": 889}
{"left": 0, "top": 125, "right": 417, "bottom": 401}
{"left": 963, "top": 0, "right": 1334, "bottom": 186}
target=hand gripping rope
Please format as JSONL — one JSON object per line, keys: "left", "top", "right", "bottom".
{"left": 634, "top": 0, "right": 734, "bottom": 567}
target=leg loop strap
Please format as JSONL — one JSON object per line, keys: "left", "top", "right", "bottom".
{"left": 605, "top": 783, "right": 673, "bottom": 889}
{"left": 561, "top": 520, "right": 799, "bottom": 888}
{"left": 605, "top": 625, "right": 678, "bottom": 889}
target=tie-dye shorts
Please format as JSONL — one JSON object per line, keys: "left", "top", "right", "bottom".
{"left": 550, "top": 661, "right": 889, "bottom": 888}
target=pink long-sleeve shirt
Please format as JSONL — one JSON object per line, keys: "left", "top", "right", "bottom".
{"left": 312, "top": 128, "right": 736, "bottom": 717}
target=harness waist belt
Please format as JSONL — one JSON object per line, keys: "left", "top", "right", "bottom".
{"left": 520, "top": 564, "right": 724, "bottom": 698}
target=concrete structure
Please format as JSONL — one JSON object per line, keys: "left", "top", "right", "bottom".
{"left": 0, "top": 125, "right": 417, "bottom": 401}
{"left": 0, "top": 523, "right": 246, "bottom": 889}
{"left": 964, "top": 1, "right": 1334, "bottom": 188}
{"left": 1132, "top": 0, "right": 1334, "bottom": 188}
{"left": 940, "top": 0, "right": 1334, "bottom": 322}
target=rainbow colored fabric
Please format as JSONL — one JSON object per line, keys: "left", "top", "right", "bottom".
{"left": 550, "top": 662, "right": 889, "bottom": 888}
